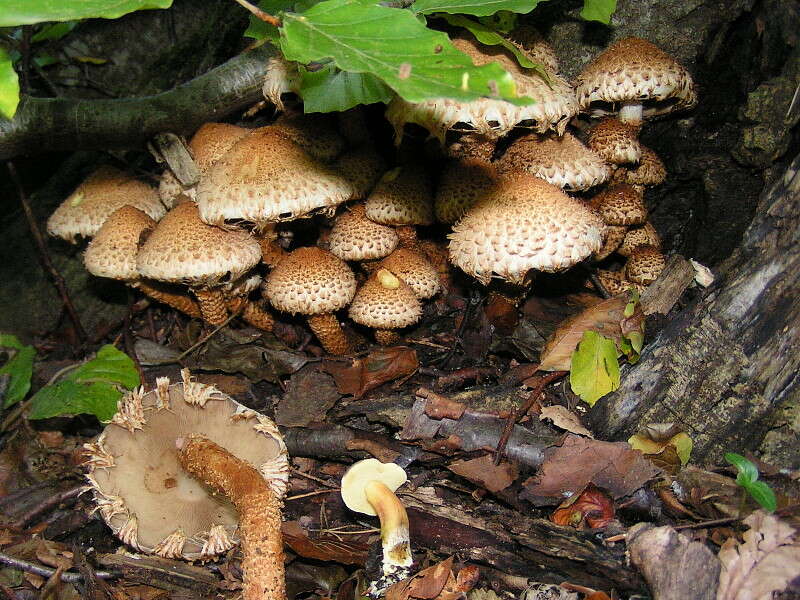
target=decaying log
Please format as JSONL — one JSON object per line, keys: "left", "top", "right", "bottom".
{"left": 96, "top": 554, "right": 218, "bottom": 594}
{"left": 590, "top": 153, "right": 800, "bottom": 464}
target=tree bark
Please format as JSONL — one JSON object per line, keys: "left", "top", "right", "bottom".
{"left": 589, "top": 153, "right": 800, "bottom": 466}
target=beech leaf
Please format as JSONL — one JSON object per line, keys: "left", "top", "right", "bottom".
{"left": 569, "top": 330, "right": 620, "bottom": 406}
{"left": 0, "top": 333, "right": 35, "bottom": 408}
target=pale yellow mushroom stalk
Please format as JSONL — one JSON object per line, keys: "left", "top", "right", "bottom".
{"left": 341, "top": 459, "right": 413, "bottom": 597}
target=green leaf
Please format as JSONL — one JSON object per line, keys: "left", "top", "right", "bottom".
{"left": 437, "top": 14, "right": 539, "bottom": 70}
{"left": 477, "top": 10, "right": 517, "bottom": 33}
{"left": 412, "top": 0, "right": 542, "bottom": 17}
{"left": 298, "top": 63, "right": 393, "bottom": 112}
{"left": 279, "top": 0, "right": 528, "bottom": 105}
{"left": 66, "top": 344, "right": 140, "bottom": 390}
{"left": 0, "top": 47, "right": 20, "bottom": 120}
{"left": 725, "top": 452, "right": 759, "bottom": 486}
{"left": 30, "top": 21, "right": 77, "bottom": 43}
{"left": 744, "top": 480, "right": 777, "bottom": 512}
{"left": 580, "top": 0, "right": 616, "bottom": 24}
{"left": 0, "top": 334, "right": 35, "bottom": 408}
{"left": 569, "top": 330, "right": 620, "bottom": 406}
{"left": 28, "top": 379, "right": 122, "bottom": 421}
{"left": 244, "top": 0, "right": 298, "bottom": 43}
{"left": 0, "top": 0, "right": 173, "bottom": 27}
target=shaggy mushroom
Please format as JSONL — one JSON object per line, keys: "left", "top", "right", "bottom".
{"left": 272, "top": 113, "right": 346, "bottom": 162}
{"left": 333, "top": 145, "right": 388, "bottom": 201}
{"left": 435, "top": 158, "right": 499, "bottom": 224}
{"left": 618, "top": 222, "right": 662, "bottom": 257}
{"left": 589, "top": 183, "right": 648, "bottom": 227}
{"left": 612, "top": 145, "right": 667, "bottom": 190}
{"left": 349, "top": 269, "right": 422, "bottom": 345}
{"left": 328, "top": 204, "right": 399, "bottom": 262}
{"left": 340, "top": 458, "right": 412, "bottom": 596}
{"left": 264, "top": 247, "right": 357, "bottom": 355}
{"left": 587, "top": 117, "right": 642, "bottom": 165}
{"left": 365, "top": 165, "right": 434, "bottom": 227}
{"left": 625, "top": 245, "right": 666, "bottom": 285}
{"left": 378, "top": 249, "right": 441, "bottom": 300}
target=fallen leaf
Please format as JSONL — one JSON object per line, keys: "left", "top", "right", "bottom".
{"left": 717, "top": 511, "right": 800, "bottom": 600}
{"left": 276, "top": 367, "right": 341, "bottom": 426}
{"left": 521, "top": 435, "right": 662, "bottom": 505}
{"left": 569, "top": 330, "right": 620, "bottom": 406}
{"left": 409, "top": 556, "right": 454, "bottom": 599}
{"left": 323, "top": 347, "right": 418, "bottom": 398}
{"left": 448, "top": 454, "right": 518, "bottom": 493}
{"left": 539, "top": 405, "right": 593, "bottom": 438}
{"left": 550, "top": 484, "right": 614, "bottom": 529}
{"left": 282, "top": 521, "right": 369, "bottom": 565}
{"left": 484, "top": 293, "right": 518, "bottom": 335}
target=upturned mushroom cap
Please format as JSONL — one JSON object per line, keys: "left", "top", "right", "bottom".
{"left": 618, "top": 221, "right": 661, "bottom": 257}
{"left": 378, "top": 248, "right": 440, "bottom": 299}
{"left": 435, "top": 158, "right": 500, "bottom": 224}
{"left": 349, "top": 269, "right": 422, "bottom": 329}
{"left": 448, "top": 173, "right": 606, "bottom": 285}
{"left": 328, "top": 204, "right": 399, "bottom": 261}
{"left": 587, "top": 118, "right": 642, "bottom": 165}
{"left": 265, "top": 247, "right": 357, "bottom": 315}
{"left": 341, "top": 458, "right": 407, "bottom": 517}
{"left": 84, "top": 206, "right": 156, "bottom": 281}
{"left": 625, "top": 244, "right": 666, "bottom": 284}
{"left": 48, "top": 166, "right": 165, "bottom": 243}
{"left": 497, "top": 132, "right": 611, "bottom": 192}
{"left": 612, "top": 145, "right": 667, "bottom": 187}
{"left": 333, "top": 146, "right": 388, "bottom": 201}
{"left": 386, "top": 36, "right": 578, "bottom": 143}
{"left": 262, "top": 55, "right": 301, "bottom": 111}
{"left": 196, "top": 128, "right": 354, "bottom": 226}
{"left": 575, "top": 37, "right": 698, "bottom": 120}
{"left": 137, "top": 202, "right": 260, "bottom": 286}
{"left": 272, "top": 113, "right": 346, "bottom": 162}
{"left": 365, "top": 165, "right": 434, "bottom": 226}
{"left": 589, "top": 183, "right": 648, "bottom": 226}
{"left": 85, "top": 370, "right": 289, "bottom": 560}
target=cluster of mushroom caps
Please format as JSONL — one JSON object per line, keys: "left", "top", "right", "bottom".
{"left": 86, "top": 371, "right": 413, "bottom": 599}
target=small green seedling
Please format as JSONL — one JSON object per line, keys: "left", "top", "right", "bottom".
{"left": 724, "top": 452, "right": 777, "bottom": 513}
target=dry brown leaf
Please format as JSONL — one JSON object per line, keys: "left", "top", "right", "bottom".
{"left": 276, "top": 367, "right": 341, "bottom": 426}
{"left": 551, "top": 484, "right": 615, "bottom": 529}
{"left": 539, "top": 405, "right": 594, "bottom": 438}
{"left": 409, "top": 556, "right": 455, "bottom": 599}
{"left": 717, "top": 511, "right": 800, "bottom": 600}
{"left": 323, "top": 347, "right": 418, "bottom": 398}
{"left": 281, "top": 521, "right": 369, "bottom": 565}
{"left": 521, "top": 435, "right": 661, "bottom": 505}
{"left": 448, "top": 454, "right": 518, "bottom": 493}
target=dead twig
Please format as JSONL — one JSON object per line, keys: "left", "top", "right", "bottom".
{"left": 0, "top": 551, "right": 117, "bottom": 583}
{"left": 11, "top": 483, "right": 85, "bottom": 529}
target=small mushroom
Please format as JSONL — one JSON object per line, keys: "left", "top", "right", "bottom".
{"left": 434, "top": 158, "right": 499, "bottom": 224}
{"left": 349, "top": 269, "right": 422, "bottom": 345}
{"left": 365, "top": 165, "right": 435, "bottom": 227}
{"left": 625, "top": 245, "right": 666, "bottom": 285}
{"left": 587, "top": 118, "right": 643, "bottom": 165}
{"left": 589, "top": 183, "right": 648, "bottom": 227}
{"left": 378, "top": 249, "right": 441, "bottom": 300}
{"left": 328, "top": 204, "right": 399, "bottom": 262}
{"left": 340, "top": 458, "right": 413, "bottom": 597}
{"left": 593, "top": 224, "right": 628, "bottom": 262}
{"left": 333, "top": 145, "right": 388, "bottom": 201}
{"left": 272, "top": 113, "right": 347, "bottom": 162}
{"left": 507, "top": 24, "right": 560, "bottom": 74}
{"left": 262, "top": 55, "right": 301, "bottom": 111}
{"left": 618, "top": 222, "right": 662, "bottom": 257}
{"left": 225, "top": 274, "right": 275, "bottom": 332}
{"left": 612, "top": 145, "right": 667, "bottom": 190}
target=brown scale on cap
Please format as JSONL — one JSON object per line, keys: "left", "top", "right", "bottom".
{"left": 507, "top": 24, "right": 560, "bottom": 74}
{"left": 589, "top": 183, "right": 648, "bottom": 226}
{"left": 448, "top": 173, "right": 606, "bottom": 285}
{"left": 625, "top": 245, "right": 666, "bottom": 284}
{"left": 272, "top": 113, "right": 347, "bottom": 163}
{"left": 619, "top": 221, "right": 661, "bottom": 257}
{"left": 435, "top": 158, "right": 500, "bottom": 224}
{"left": 48, "top": 166, "right": 165, "bottom": 243}
{"left": 328, "top": 204, "right": 399, "bottom": 262}
{"left": 446, "top": 133, "right": 497, "bottom": 162}
{"left": 332, "top": 146, "right": 388, "bottom": 201}
{"left": 612, "top": 145, "right": 667, "bottom": 189}
{"left": 378, "top": 248, "right": 441, "bottom": 299}
{"left": 587, "top": 118, "right": 643, "bottom": 165}
{"left": 265, "top": 247, "right": 357, "bottom": 355}
{"left": 365, "top": 165, "right": 434, "bottom": 226}
{"left": 596, "top": 269, "right": 644, "bottom": 296}
{"left": 349, "top": 269, "right": 422, "bottom": 345}
{"left": 196, "top": 128, "right": 353, "bottom": 227}
{"left": 136, "top": 203, "right": 261, "bottom": 325}
{"left": 593, "top": 224, "right": 628, "bottom": 261}
{"left": 386, "top": 36, "right": 578, "bottom": 144}
{"left": 575, "top": 37, "right": 698, "bottom": 124}
{"left": 497, "top": 132, "right": 611, "bottom": 192}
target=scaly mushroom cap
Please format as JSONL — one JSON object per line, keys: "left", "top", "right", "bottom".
{"left": 618, "top": 221, "right": 661, "bottom": 257}
{"left": 137, "top": 202, "right": 260, "bottom": 286}
{"left": 625, "top": 245, "right": 666, "bottom": 284}
{"left": 508, "top": 24, "right": 560, "bottom": 74}
{"left": 265, "top": 247, "right": 357, "bottom": 315}
{"left": 196, "top": 128, "right": 354, "bottom": 226}
{"left": 589, "top": 183, "right": 648, "bottom": 226}
{"left": 575, "top": 37, "right": 698, "bottom": 119}
{"left": 84, "top": 206, "right": 156, "bottom": 281}
{"left": 365, "top": 165, "right": 434, "bottom": 226}
{"left": 497, "top": 132, "right": 611, "bottom": 192}
{"left": 48, "top": 166, "right": 165, "bottom": 243}
{"left": 613, "top": 145, "right": 667, "bottom": 187}
{"left": 435, "top": 158, "right": 499, "bottom": 224}
{"left": 448, "top": 173, "right": 605, "bottom": 285}
{"left": 272, "top": 113, "right": 347, "bottom": 163}
{"left": 596, "top": 269, "right": 639, "bottom": 295}
{"left": 446, "top": 133, "right": 497, "bottom": 162}
{"left": 587, "top": 118, "right": 643, "bottom": 165}
{"left": 328, "top": 204, "right": 399, "bottom": 261}
{"left": 378, "top": 248, "right": 441, "bottom": 299}
{"left": 341, "top": 458, "right": 407, "bottom": 516}
{"left": 85, "top": 370, "right": 289, "bottom": 561}
{"left": 349, "top": 269, "right": 422, "bottom": 329}
{"left": 333, "top": 146, "right": 388, "bottom": 201}
{"left": 262, "top": 55, "right": 301, "bottom": 111}
{"left": 386, "top": 36, "right": 578, "bottom": 143}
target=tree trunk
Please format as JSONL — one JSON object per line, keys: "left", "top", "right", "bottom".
{"left": 589, "top": 153, "right": 800, "bottom": 466}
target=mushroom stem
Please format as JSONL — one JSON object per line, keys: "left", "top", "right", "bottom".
{"left": 618, "top": 102, "right": 643, "bottom": 125}
{"left": 307, "top": 313, "right": 353, "bottom": 355}
{"left": 364, "top": 479, "right": 412, "bottom": 595}
{"left": 193, "top": 287, "right": 228, "bottom": 326}
{"left": 177, "top": 435, "right": 285, "bottom": 600}
{"left": 134, "top": 281, "right": 202, "bottom": 318}
{"left": 228, "top": 297, "right": 275, "bottom": 332}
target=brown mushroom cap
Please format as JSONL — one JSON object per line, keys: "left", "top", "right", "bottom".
{"left": 136, "top": 202, "right": 260, "bottom": 286}
{"left": 378, "top": 248, "right": 440, "bottom": 299}
{"left": 497, "top": 132, "right": 611, "bottom": 192}
{"left": 328, "top": 204, "right": 399, "bottom": 261}
{"left": 196, "top": 128, "right": 353, "bottom": 226}
{"left": 265, "top": 247, "right": 357, "bottom": 315}
{"left": 48, "top": 166, "right": 165, "bottom": 243}
{"left": 593, "top": 224, "right": 628, "bottom": 261}
{"left": 445, "top": 133, "right": 497, "bottom": 163}
{"left": 589, "top": 183, "right": 648, "bottom": 226}
{"left": 385, "top": 36, "right": 578, "bottom": 143}
{"left": 575, "top": 37, "right": 698, "bottom": 120}
{"left": 435, "top": 158, "right": 499, "bottom": 224}
{"left": 333, "top": 146, "right": 387, "bottom": 201}
{"left": 84, "top": 206, "right": 156, "bottom": 281}
{"left": 365, "top": 165, "right": 434, "bottom": 226}
{"left": 587, "top": 118, "right": 643, "bottom": 165}
{"left": 596, "top": 269, "right": 642, "bottom": 295}
{"left": 85, "top": 370, "right": 289, "bottom": 560}
{"left": 625, "top": 245, "right": 666, "bottom": 284}
{"left": 618, "top": 221, "right": 661, "bottom": 257}
{"left": 448, "top": 173, "right": 605, "bottom": 285}
{"left": 612, "top": 145, "right": 667, "bottom": 187}
{"left": 272, "top": 113, "right": 347, "bottom": 163}
{"left": 349, "top": 269, "right": 422, "bottom": 329}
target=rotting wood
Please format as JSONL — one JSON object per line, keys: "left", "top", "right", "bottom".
{"left": 96, "top": 553, "right": 219, "bottom": 594}
{"left": 640, "top": 254, "right": 696, "bottom": 316}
